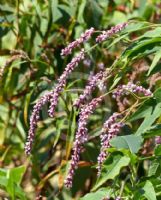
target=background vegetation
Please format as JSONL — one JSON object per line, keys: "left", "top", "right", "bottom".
{"left": 0, "top": 0, "right": 161, "bottom": 199}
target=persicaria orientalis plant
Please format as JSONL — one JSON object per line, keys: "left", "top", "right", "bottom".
{"left": 24, "top": 21, "right": 160, "bottom": 199}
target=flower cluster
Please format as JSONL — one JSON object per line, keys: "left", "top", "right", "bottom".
{"left": 112, "top": 82, "right": 153, "bottom": 99}
{"left": 155, "top": 136, "right": 161, "bottom": 145}
{"left": 65, "top": 96, "right": 103, "bottom": 188}
{"left": 61, "top": 28, "right": 94, "bottom": 56}
{"left": 25, "top": 92, "right": 52, "bottom": 155}
{"left": 73, "top": 70, "right": 104, "bottom": 108}
{"left": 48, "top": 49, "right": 85, "bottom": 117}
{"left": 97, "top": 113, "right": 123, "bottom": 176}
{"left": 0, "top": 50, "right": 29, "bottom": 79}
{"left": 25, "top": 50, "right": 85, "bottom": 155}
{"left": 25, "top": 22, "right": 129, "bottom": 156}
{"left": 96, "top": 22, "right": 128, "bottom": 43}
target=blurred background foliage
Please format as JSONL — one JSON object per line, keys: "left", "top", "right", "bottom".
{"left": 0, "top": 0, "right": 161, "bottom": 199}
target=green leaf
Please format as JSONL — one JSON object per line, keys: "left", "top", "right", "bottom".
{"left": 111, "top": 11, "right": 127, "bottom": 24}
{"left": 129, "top": 93, "right": 161, "bottom": 136}
{"left": 58, "top": 4, "right": 76, "bottom": 17}
{"left": 141, "top": 27, "right": 161, "bottom": 38}
{"left": 135, "top": 102, "right": 161, "bottom": 135}
{"left": 154, "top": 88, "right": 161, "bottom": 103}
{"left": 143, "top": 124, "right": 161, "bottom": 138}
{"left": 9, "top": 166, "right": 26, "bottom": 185}
{"left": 124, "top": 22, "right": 145, "bottom": 33}
{"left": 129, "top": 99, "right": 154, "bottom": 122}
{"left": 92, "top": 153, "right": 130, "bottom": 191}
{"left": 142, "top": 180, "right": 156, "bottom": 200}
{"left": 134, "top": 180, "right": 157, "bottom": 200}
{"left": 110, "top": 135, "right": 143, "bottom": 153}
{"left": 0, "top": 166, "right": 26, "bottom": 199}
{"left": 148, "top": 160, "right": 160, "bottom": 177}
{"left": 80, "top": 188, "right": 110, "bottom": 200}
{"left": 122, "top": 37, "right": 161, "bottom": 61}
{"left": 77, "top": 0, "right": 86, "bottom": 24}
{"left": 147, "top": 49, "right": 161, "bottom": 75}
{"left": 154, "top": 144, "right": 161, "bottom": 156}
{"left": 51, "top": 0, "right": 63, "bottom": 22}
{"left": 84, "top": 0, "right": 103, "bottom": 28}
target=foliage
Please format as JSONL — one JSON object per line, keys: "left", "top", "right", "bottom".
{"left": 0, "top": 0, "right": 161, "bottom": 199}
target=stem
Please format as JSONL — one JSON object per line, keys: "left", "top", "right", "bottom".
{"left": 130, "top": 166, "right": 135, "bottom": 187}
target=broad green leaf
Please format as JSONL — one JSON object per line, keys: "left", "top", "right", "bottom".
{"left": 134, "top": 180, "right": 157, "bottom": 200}
{"left": 9, "top": 166, "right": 26, "bottom": 185}
{"left": 58, "top": 4, "right": 76, "bottom": 17}
{"left": 124, "top": 22, "right": 145, "bottom": 33}
{"left": 128, "top": 91, "right": 161, "bottom": 136}
{"left": 92, "top": 153, "right": 130, "bottom": 191}
{"left": 148, "top": 159, "right": 160, "bottom": 177}
{"left": 135, "top": 102, "right": 161, "bottom": 135}
{"left": 0, "top": 168, "right": 7, "bottom": 176}
{"left": 122, "top": 37, "right": 161, "bottom": 61}
{"left": 129, "top": 99, "right": 154, "bottom": 122}
{"left": 110, "top": 135, "right": 143, "bottom": 153}
{"left": 138, "top": 0, "right": 147, "bottom": 15}
{"left": 143, "top": 124, "right": 161, "bottom": 138}
{"left": 142, "top": 180, "right": 156, "bottom": 200}
{"left": 80, "top": 188, "right": 110, "bottom": 200}
{"left": 141, "top": 27, "right": 161, "bottom": 38}
{"left": 130, "top": 89, "right": 161, "bottom": 122}
{"left": 77, "top": 0, "right": 86, "bottom": 24}
{"left": 112, "top": 11, "right": 127, "bottom": 24}
{"left": 147, "top": 49, "right": 161, "bottom": 75}
{"left": 84, "top": 0, "right": 103, "bottom": 28}
{"left": 153, "top": 88, "right": 161, "bottom": 103}
{"left": 6, "top": 166, "right": 26, "bottom": 199}
{"left": 154, "top": 144, "right": 161, "bottom": 156}
{"left": 0, "top": 176, "right": 7, "bottom": 187}
{"left": 51, "top": 0, "right": 63, "bottom": 22}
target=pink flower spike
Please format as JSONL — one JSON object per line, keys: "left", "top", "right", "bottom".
{"left": 65, "top": 96, "right": 103, "bottom": 188}
{"left": 48, "top": 49, "right": 85, "bottom": 117}
{"left": 73, "top": 71, "right": 105, "bottom": 108}
{"left": 61, "top": 28, "right": 94, "bottom": 56}
{"left": 97, "top": 113, "right": 123, "bottom": 176}
{"left": 25, "top": 91, "right": 52, "bottom": 155}
{"left": 96, "top": 22, "right": 128, "bottom": 43}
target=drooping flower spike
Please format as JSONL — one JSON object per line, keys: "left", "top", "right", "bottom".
{"left": 25, "top": 92, "right": 52, "bottom": 155}
{"left": 25, "top": 22, "right": 130, "bottom": 157}
{"left": 96, "top": 22, "right": 128, "bottom": 43}
{"left": 97, "top": 113, "right": 123, "bottom": 176}
{"left": 25, "top": 50, "right": 85, "bottom": 155}
{"left": 112, "top": 82, "right": 153, "bottom": 99}
{"left": 48, "top": 49, "right": 85, "bottom": 117}
{"left": 61, "top": 28, "right": 95, "bottom": 56}
{"left": 73, "top": 70, "right": 105, "bottom": 108}
{"left": 65, "top": 96, "right": 103, "bottom": 188}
